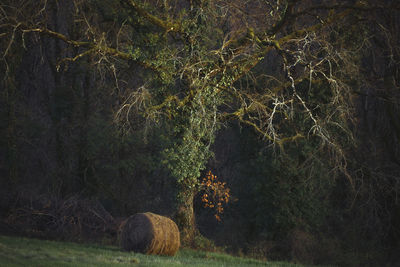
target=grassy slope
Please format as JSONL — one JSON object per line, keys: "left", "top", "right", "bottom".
{"left": 0, "top": 235, "right": 307, "bottom": 267}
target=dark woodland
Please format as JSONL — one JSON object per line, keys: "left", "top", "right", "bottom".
{"left": 1, "top": 0, "right": 400, "bottom": 265}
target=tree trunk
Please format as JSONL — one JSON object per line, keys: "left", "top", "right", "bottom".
{"left": 5, "top": 73, "right": 18, "bottom": 184}
{"left": 175, "top": 186, "right": 197, "bottom": 246}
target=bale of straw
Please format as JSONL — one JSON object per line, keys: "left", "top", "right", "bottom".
{"left": 120, "top": 212, "right": 180, "bottom": 256}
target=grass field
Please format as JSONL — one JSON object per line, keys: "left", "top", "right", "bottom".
{"left": 0, "top": 235, "right": 308, "bottom": 266}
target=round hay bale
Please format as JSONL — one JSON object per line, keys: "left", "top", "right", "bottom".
{"left": 120, "top": 212, "right": 180, "bottom": 256}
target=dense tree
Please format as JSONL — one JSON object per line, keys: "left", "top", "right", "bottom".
{"left": 1, "top": 0, "right": 400, "bottom": 263}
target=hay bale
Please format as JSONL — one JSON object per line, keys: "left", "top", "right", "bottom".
{"left": 120, "top": 212, "right": 180, "bottom": 256}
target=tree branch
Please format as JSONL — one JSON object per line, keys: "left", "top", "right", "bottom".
{"left": 22, "top": 28, "right": 92, "bottom": 47}
{"left": 22, "top": 27, "right": 162, "bottom": 73}
{"left": 267, "top": 0, "right": 299, "bottom": 36}
{"left": 123, "top": 0, "right": 182, "bottom": 33}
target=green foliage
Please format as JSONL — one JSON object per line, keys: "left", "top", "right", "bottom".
{"left": 253, "top": 141, "right": 334, "bottom": 238}
{"left": 215, "top": 124, "right": 335, "bottom": 247}
{"left": 162, "top": 89, "right": 219, "bottom": 188}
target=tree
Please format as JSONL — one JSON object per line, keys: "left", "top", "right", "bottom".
{"left": 2, "top": 0, "right": 399, "bottom": 246}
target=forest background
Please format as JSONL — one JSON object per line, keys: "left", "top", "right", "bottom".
{"left": 1, "top": 0, "right": 399, "bottom": 266}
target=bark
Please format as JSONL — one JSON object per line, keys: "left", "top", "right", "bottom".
{"left": 4, "top": 68, "right": 18, "bottom": 184}
{"left": 175, "top": 186, "right": 197, "bottom": 246}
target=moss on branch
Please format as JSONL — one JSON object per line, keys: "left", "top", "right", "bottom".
{"left": 22, "top": 27, "right": 161, "bottom": 73}
{"left": 125, "top": 0, "right": 182, "bottom": 33}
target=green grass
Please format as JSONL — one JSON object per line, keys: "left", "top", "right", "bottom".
{"left": 0, "top": 235, "right": 305, "bottom": 266}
